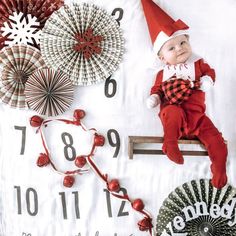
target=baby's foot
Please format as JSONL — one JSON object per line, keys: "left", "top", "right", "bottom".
{"left": 211, "top": 173, "right": 227, "bottom": 189}
{"left": 163, "top": 141, "right": 184, "bottom": 164}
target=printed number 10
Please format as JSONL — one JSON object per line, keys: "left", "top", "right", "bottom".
{"left": 14, "top": 186, "right": 38, "bottom": 216}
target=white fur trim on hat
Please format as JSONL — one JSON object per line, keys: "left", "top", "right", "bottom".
{"left": 153, "top": 29, "right": 189, "bottom": 55}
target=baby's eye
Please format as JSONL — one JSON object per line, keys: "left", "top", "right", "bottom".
{"left": 169, "top": 47, "right": 174, "bottom": 51}
{"left": 180, "top": 41, "right": 186, "bottom": 45}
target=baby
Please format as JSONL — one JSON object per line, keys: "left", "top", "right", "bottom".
{"left": 142, "top": 0, "right": 227, "bottom": 189}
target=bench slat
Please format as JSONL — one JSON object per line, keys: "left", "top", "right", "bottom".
{"left": 128, "top": 136, "right": 210, "bottom": 159}
{"left": 133, "top": 149, "right": 208, "bottom": 156}
{"left": 129, "top": 136, "right": 202, "bottom": 144}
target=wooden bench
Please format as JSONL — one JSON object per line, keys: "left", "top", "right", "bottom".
{"left": 128, "top": 136, "right": 209, "bottom": 159}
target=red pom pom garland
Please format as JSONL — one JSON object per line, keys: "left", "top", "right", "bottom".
{"left": 138, "top": 217, "right": 153, "bottom": 232}
{"left": 63, "top": 175, "right": 75, "bottom": 188}
{"left": 30, "top": 109, "right": 97, "bottom": 186}
{"left": 30, "top": 109, "right": 153, "bottom": 235}
{"left": 132, "top": 198, "right": 145, "bottom": 211}
{"left": 85, "top": 148, "right": 153, "bottom": 235}
{"left": 30, "top": 115, "right": 44, "bottom": 127}
{"left": 73, "top": 109, "right": 86, "bottom": 120}
{"left": 37, "top": 153, "right": 50, "bottom": 167}
{"left": 86, "top": 153, "right": 153, "bottom": 235}
{"left": 107, "top": 179, "right": 120, "bottom": 192}
{"left": 94, "top": 133, "right": 105, "bottom": 146}
{"left": 74, "top": 156, "right": 87, "bottom": 168}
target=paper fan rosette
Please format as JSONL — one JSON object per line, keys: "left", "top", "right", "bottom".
{"left": 156, "top": 179, "right": 236, "bottom": 236}
{"left": 0, "top": 44, "right": 46, "bottom": 108}
{"left": 0, "top": 0, "right": 64, "bottom": 49}
{"left": 40, "top": 3, "right": 124, "bottom": 86}
{"left": 25, "top": 68, "right": 74, "bottom": 117}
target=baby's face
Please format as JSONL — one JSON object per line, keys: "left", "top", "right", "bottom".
{"left": 158, "top": 35, "right": 192, "bottom": 65}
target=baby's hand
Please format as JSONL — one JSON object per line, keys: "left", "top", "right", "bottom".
{"left": 200, "top": 75, "right": 214, "bottom": 92}
{"left": 146, "top": 94, "right": 160, "bottom": 108}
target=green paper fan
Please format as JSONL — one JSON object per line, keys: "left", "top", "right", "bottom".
{"left": 156, "top": 179, "right": 236, "bottom": 236}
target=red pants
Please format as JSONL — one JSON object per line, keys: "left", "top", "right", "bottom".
{"left": 159, "top": 104, "right": 227, "bottom": 189}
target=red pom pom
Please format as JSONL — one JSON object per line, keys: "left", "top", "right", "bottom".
{"left": 30, "top": 115, "right": 44, "bottom": 127}
{"left": 37, "top": 153, "right": 50, "bottom": 167}
{"left": 132, "top": 198, "right": 145, "bottom": 211}
{"left": 75, "top": 156, "right": 87, "bottom": 168}
{"left": 73, "top": 109, "right": 86, "bottom": 120}
{"left": 94, "top": 134, "right": 105, "bottom": 146}
{"left": 108, "top": 179, "right": 120, "bottom": 192}
{"left": 138, "top": 217, "right": 153, "bottom": 231}
{"left": 63, "top": 175, "right": 75, "bottom": 188}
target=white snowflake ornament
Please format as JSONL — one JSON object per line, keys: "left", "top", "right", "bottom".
{"left": 1, "top": 12, "right": 41, "bottom": 47}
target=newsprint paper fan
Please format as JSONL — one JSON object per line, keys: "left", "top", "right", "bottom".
{"left": 40, "top": 3, "right": 124, "bottom": 86}
{"left": 0, "top": 0, "right": 64, "bottom": 49}
{"left": 25, "top": 68, "right": 74, "bottom": 117}
{"left": 0, "top": 44, "right": 45, "bottom": 108}
{"left": 156, "top": 179, "right": 236, "bottom": 236}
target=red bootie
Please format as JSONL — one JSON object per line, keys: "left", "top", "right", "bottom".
{"left": 163, "top": 141, "right": 184, "bottom": 164}
{"left": 211, "top": 175, "right": 227, "bottom": 189}
{"left": 211, "top": 164, "right": 227, "bottom": 189}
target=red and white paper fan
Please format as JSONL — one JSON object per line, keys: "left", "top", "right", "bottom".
{"left": 40, "top": 3, "right": 124, "bottom": 86}
{"left": 0, "top": 0, "right": 64, "bottom": 49}
{"left": 0, "top": 44, "right": 46, "bottom": 108}
{"left": 25, "top": 68, "right": 74, "bottom": 117}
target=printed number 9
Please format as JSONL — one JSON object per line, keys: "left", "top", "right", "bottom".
{"left": 107, "top": 129, "right": 120, "bottom": 158}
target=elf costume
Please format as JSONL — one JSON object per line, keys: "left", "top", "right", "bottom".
{"left": 141, "top": 0, "right": 227, "bottom": 189}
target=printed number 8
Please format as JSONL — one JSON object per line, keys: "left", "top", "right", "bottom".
{"left": 61, "top": 132, "right": 76, "bottom": 161}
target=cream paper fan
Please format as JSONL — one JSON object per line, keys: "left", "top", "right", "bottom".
{"left": 156, "top": 179, "right": 236, "bottom": 236}
{"left": 0, "top": 44, "right": 46, "bottom": 108}
{"left": 25, "top": 68, "right": 74, "bottom": 117}
{"left": 40, "top": 3, "right": 124, "bottom": 86}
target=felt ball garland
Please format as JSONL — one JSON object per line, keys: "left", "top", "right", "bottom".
{"left": 30, "top": 108, "right": 98, "bottom": 186}
{"left": 30, "top": 109, "right": 153, "bottom": 235}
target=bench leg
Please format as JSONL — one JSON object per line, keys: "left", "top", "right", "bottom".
{"left": 128, "top": 139, "right": 134, "bottom": 159}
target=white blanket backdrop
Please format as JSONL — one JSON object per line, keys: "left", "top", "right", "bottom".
{"left": 0, "top": 0, "right": 236, "bottom": 235}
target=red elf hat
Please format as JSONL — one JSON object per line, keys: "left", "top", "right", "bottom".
{"left": 141, "top": 0, "right": 189, "bottom": 54}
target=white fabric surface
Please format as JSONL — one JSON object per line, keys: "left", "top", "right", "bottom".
{"left": 1, "top": 0, "right": 236, "bottom": 235}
